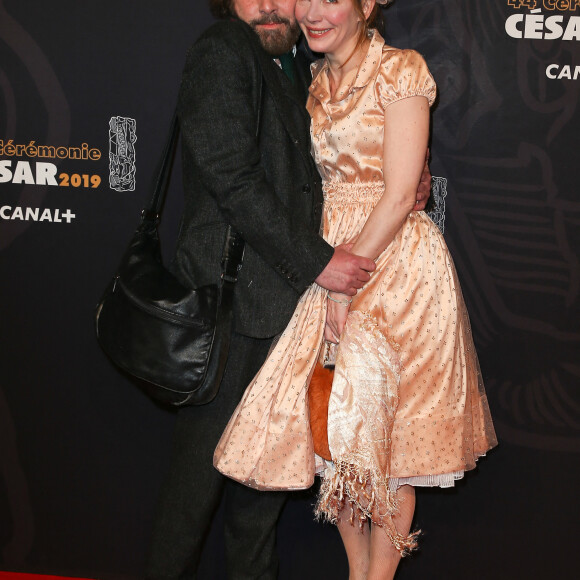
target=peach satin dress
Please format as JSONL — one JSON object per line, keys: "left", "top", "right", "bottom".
{"left": 215, "top": 31, "right": 497, "bottom": 552}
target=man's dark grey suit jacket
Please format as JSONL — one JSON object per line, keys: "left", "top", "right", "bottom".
{"left": 173, "top": 19, "right": 333, "bottom": 339}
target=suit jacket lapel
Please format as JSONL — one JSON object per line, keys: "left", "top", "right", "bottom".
{"left": 240, "top": 24, "right": 313, "bottom": 168}
{"left": 257, "top": 49, "right": 310, "bottom": 137}
{"left": 294, "top": 51, "right": 313, "bottom": 103}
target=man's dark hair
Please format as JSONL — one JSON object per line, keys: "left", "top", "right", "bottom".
{"left": 209, "top": 0, "right": 234, "bottom": 19}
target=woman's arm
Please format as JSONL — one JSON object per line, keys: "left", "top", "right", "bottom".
{"left": 325, "top": 95, "right": 430, "bottom": 343}
{"left": 351, "top": 95, "right": 430, "bottom": 260}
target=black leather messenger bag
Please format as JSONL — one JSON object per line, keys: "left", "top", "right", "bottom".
{"left": 95, "top": 112, "right": 246, "bottom": 407}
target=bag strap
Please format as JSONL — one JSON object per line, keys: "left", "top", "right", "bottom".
{"left": 142, "top": 113, "right": 180, "bottom": 222}
{"left": 220, "top": 72, "right": 265, "bottom": 283}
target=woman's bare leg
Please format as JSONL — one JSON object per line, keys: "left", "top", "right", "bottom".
{"left": 336, "top": 506, "right": 371, "bottom": 580}
{"left": 368, "top": 484, "right": 416, "bottom": 580}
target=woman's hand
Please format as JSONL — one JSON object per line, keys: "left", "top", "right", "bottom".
{"left": 324, "top": 292, "right": 351, "bottom": 344}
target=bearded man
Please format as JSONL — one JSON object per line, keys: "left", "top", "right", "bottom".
{"left": 146, "top": 1, "right": 428, "bottom": 578}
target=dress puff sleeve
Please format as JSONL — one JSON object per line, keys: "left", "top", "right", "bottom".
{"left": 376, "top": 48, "right": 437, "bottom": 109}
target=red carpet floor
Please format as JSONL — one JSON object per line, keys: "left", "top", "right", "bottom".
{"left": 0, "top": 574, "right": 94, "bottom": 580}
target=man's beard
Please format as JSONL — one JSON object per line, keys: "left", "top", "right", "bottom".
{"left": 249, "top": 14, "right": 301, "bottom": 56}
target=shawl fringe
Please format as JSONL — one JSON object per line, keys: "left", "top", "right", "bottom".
{"left": 316, "top": 459, "right": 420, "bottom": 556}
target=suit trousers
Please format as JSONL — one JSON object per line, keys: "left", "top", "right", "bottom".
{"left": 145, "top": 332, "right": 288, "bottom": 580}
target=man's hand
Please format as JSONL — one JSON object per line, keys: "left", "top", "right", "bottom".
{"left": 414, "top": 149, "right": 432, "bottom": 211}
{"left": 315, "top": 245, "right": 376, "bottom": 295}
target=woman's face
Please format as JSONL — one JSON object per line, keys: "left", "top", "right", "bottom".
{"left": 295, "top": 0, "right": 366, "bottom": 61}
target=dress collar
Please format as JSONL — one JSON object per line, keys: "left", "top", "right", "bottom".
{"left": 309, "top": 29, "right": 385, "bottom": 105}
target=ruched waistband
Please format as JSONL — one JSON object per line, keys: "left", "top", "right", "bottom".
{"left": 323, "top": 181, "right": 385, "bottom": 204}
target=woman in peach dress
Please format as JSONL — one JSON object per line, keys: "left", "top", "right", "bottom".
{"left": 215, "top": 1, "right": 497, "bottom": 577}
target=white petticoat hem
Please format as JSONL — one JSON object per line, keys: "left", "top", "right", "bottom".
{"left": 387, "top": 471, "right": 464, "bottom": 490}
{"left": 315, "top": 456, "right": 468, "bottom": 490}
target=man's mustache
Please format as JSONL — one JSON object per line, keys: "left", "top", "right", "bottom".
{"left": 251, "top": 15, "right": 290, "bottom": 27}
